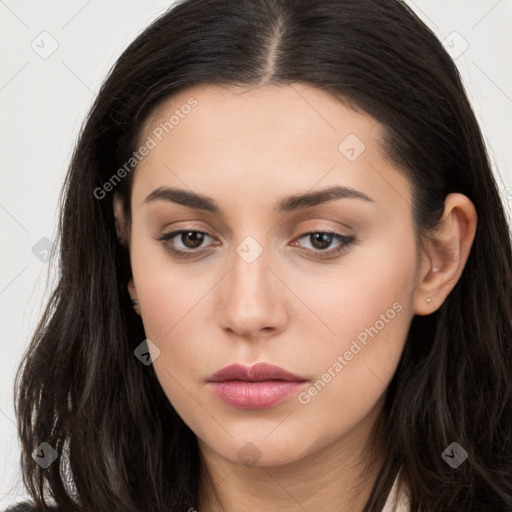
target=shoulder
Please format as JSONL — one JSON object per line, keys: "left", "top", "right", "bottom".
{"left": 382, "top": 470, "right": 410, "bottom": 512}
{"left": 4, "top": 505, "right": 33, "bottom": 512}
{"left": 5, "top": 503, "right": 61, "bottom": 512}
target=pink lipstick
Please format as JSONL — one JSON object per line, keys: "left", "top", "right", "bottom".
{"left": 208, "top": 362, "right": 307, "bottom": 409}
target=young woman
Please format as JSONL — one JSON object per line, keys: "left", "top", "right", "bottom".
{"left": 9, "top": 0, "right": 512, "bottom": 511}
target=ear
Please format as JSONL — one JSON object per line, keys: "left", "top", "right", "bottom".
{"left": 413, "top": 193, "right": 477, "bottom": 316}
{"left": 113, "top": 193, "right": 128, "bottom": 246}
{"left": 114, "top": 194, "right": 140, "bottom": 312}
{"left": 127, "top": 276, "right": 138, "bottom": 304}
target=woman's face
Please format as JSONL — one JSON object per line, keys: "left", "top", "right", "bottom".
{"left": 123, "top": 83, "right": 425, "bottom": 467}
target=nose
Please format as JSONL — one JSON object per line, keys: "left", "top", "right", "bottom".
{"left": 217, "top": 239, "right": 288, "bottom": 341}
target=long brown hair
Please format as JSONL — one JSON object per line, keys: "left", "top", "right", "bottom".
{"left": 13, "top": 0, "right": 512, "bottom": 510}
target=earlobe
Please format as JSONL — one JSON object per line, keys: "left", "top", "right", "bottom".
{"left": 413, "top": 193, "right": 477, "bottom": 316}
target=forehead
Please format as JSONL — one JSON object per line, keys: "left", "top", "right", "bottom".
{"left": 143, "top": 82, "right": 380, "bottom": 145}
{"left": 130, "top": 83, "right": 412, "bottom": 215}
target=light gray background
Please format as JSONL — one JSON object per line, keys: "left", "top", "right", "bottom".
{"left": 1, "top": 0, "right": 511, "bottom": 506}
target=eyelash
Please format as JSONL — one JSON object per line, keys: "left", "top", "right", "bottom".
{"left": 156, "top": 229, "right": 356, "bottom": 260}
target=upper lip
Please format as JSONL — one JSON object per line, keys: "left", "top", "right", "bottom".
{"left": 208, "top": 362, "right": 306, "bottom": 382}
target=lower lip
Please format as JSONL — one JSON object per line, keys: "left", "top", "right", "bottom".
{"left": 208, "top": 380, "right": 307, "bottom": 409}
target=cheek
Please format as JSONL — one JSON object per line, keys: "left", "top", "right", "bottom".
{"left": 129, "top": 231, "right": 193, "bottom": 345}
{"left": 131, "top": 258, "right": 213, "bottom": 421}
{"left": 293, "top": 297, "right": 410, "bottom": 452}
{"left": 291, "top": 227, "right": 415, "bottom": 350}
{"left": 289, "top": 233, "right": 416, "bottom": 411}
{"left": 132, "top": 268, "right": 210, "bottom": 365}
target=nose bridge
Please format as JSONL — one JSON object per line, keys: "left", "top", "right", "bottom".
{"left": 231, "top": 234, "right": 272, "bottom": 304}
{"left": 218, "top": 233, "right": 285, "bottom": 337}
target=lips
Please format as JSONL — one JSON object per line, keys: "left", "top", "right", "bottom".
{"left": 207, "top": 362, "right": 308, "bottom": 409}
{"left": 208, "top": 362, "right": 306, "bottom": 383}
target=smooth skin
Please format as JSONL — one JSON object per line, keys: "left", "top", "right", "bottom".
{"left": 114, "top": 83, "right": 477, "bottom": 512}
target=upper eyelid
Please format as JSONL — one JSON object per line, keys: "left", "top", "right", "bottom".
{"left": 161, "top": 227, "right": 348, "bottom": 238}
{"left": 160, "top": 219, "right": 352, "bottom": 238}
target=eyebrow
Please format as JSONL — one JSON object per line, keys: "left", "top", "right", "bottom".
{"left": 144, "top": 185, "right": 374, "bottom": 214}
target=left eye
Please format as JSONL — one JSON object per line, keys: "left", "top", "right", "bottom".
{"left": 293, "top": 231, "right": 356, "bottom": 257}
{"left": 157, "top": 229, "right": 355, "bottom": 259}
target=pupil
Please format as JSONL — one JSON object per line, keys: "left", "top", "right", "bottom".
{"left": 311, "top": 233, "right": 332, "bottom": 249}
{"left": 183, "top": 231, "right": 204, "bottom": 248}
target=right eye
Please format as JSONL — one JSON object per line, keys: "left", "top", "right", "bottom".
{"left": 157, "top": 230, "right": 218, "bottom": 258}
